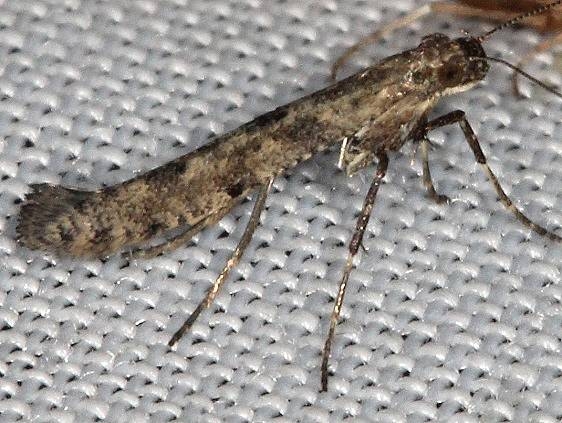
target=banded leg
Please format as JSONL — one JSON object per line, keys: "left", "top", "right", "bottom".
{"left": 168, "top": 178, "right": 273, "bottom": 346}
{"left": 420, "top": 137, "right": 449, "bottom": 204}
{"left": 321, "top": 153, "right": 389, "bottom": 391}
{"left": 426, "top": 110, "right": 562, "bottom": 242}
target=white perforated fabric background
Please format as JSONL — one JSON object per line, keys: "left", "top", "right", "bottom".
{"left": 1, "top": 0, "right": 562, "bottom": 422}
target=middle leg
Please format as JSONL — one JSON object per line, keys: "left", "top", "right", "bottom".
{"left": 168, "top": 178, "right": 274, "bottom": 346}
{"left": 321, "top": 152, "right": 389, "bottom": 391}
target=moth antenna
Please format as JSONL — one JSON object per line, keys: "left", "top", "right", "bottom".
{"left": 482, "top": 56, "right": 562, "bottom": 99}
{"left": 477, "top": 0, "right": 561, "bottom": 42}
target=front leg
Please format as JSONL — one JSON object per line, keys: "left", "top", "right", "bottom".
{"left": 426, "top": 110, "right": 562, "bottom": 242}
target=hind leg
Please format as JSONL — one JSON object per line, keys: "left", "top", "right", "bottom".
{"left": 321, "top": 153, "right": 388, "bottom": 391}
{"left": 168, "top": 178, "right": 273, "bottom": 346}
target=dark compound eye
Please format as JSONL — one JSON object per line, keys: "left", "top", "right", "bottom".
{"left": 446, "top": 67, "right": 459, "bottom": 80}
{"left": 439, "top": 63, "right": 463, "bottom": 85}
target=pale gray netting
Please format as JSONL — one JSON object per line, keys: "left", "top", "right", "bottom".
{"left": 0, "top": 0, "right": 561, "bottom": 422}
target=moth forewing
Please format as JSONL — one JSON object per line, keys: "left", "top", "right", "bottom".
{"left": 14, "top": 0, "right": 562, "bottom": 392}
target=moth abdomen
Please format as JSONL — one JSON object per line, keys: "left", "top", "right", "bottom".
{"left": 17, "top": 184, "right": 120, "bottom": 258}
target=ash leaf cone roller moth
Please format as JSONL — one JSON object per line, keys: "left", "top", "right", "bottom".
{"left": 15, "top": 1, "right": 562, "bottom": 391}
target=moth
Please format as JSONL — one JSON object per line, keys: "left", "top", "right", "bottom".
{"left": 16, "top": 1, "right": 562, "bottom": 391}
{"left": 331, "top": 0, "right": 562, "bottom": 95}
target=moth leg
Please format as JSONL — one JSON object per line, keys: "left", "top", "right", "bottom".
{"left": 130, "top": 211, "right": 226, "bottom": 259}
{"left": 321, "top": 152, "right": 389, "bottom": 392}
{"left": 429, "top": 2, "right": 523, "bottom": 22}
{"left": 420, "top": 137, "right": 449, "bottom": 205}
{"left": 338, "top": 137, "right": 375, "bottom": 176}
{"left": 330, "top": 3, "right": 432, "bottom": 80}
{"left": 168, "top": 178, "right": 273, "bottom": 347}
{"left": 426, "top": 110, "right": 562, "bottom": 242}
{"left": 512, "top": 32, "right": 562, "bottom": 96}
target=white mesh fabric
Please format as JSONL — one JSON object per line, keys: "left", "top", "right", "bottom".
{"left": 0, "top": 0, "right": 561, "bottom": 422}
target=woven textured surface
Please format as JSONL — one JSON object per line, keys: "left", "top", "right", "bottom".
{"left": 1, "top": 0, "right": 562, "bottom": 421}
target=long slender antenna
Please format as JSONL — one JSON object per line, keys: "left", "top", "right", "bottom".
{"left": 482, "top": 56, "right": 562, "bottom": 99}
{"left": 477, "top": 0, "right": 561, "bottom": 42}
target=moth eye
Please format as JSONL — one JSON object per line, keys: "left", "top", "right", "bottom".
{"left": 439, "top": 63, "right": 463, "bottom": 85}
{"left": 446, "top": 67, "right": 458, "bottom": 79}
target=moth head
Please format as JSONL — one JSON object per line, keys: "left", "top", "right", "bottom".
{"left": 409, "top": 34, "right": 489, "bottom": 95}
{"left": 437, "top": 37, "right": 490, "bottom": 94}
{"left": 411, "top": 0, "right": 562, "bottom": 98}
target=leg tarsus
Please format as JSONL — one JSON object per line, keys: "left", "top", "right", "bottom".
{"left": 321, "top": 153, "right": 389, "bottom": 391}
{"left": 168, "top": 178, "right": 273, "bottom": 347}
